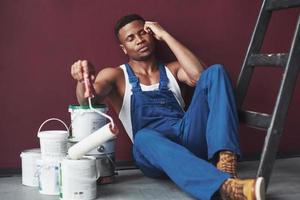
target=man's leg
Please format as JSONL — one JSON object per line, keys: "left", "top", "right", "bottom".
{"left": 179, "top": 64, "right": 240, "bottom": 160}
{"left": 133, "top": 128, "right": 230, "bottom": 200}
{"left": 176, "top": 64, "right": 266, "bottom": 199}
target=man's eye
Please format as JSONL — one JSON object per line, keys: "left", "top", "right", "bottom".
{"left": 140, "top": 30, "right": 147, "bottom": 35}
{"left": 127, "top": 36, "right": 134, "bottom": 42}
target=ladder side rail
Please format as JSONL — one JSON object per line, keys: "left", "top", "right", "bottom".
{"left": 236, "top": 0, "right": 272, "bottom": 108}
{"left": 256, "top": 15, "right": 300, "bottom": 188}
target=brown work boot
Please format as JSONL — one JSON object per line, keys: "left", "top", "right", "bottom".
{"left": 220, "top": 177, "right": 265, "bottom": 200}
{"left": 217, "top": 151, "right": 238, "bottom": 178}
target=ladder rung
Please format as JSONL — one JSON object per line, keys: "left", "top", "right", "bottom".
{"left": 267, "top": 0, "right": 300, "bottom": 11}
{"left": 247, "top": 53, "right": 288, "bottom": 67}
{"left": 238, "top": 110, "right": 271, "bottom": 130}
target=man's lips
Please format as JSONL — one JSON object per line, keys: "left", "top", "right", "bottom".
{"left": 137, "top": 46, "right": 149, "bottom": 52}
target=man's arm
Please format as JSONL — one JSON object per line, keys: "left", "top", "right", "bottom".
{"left": 144, "top": 21, "right": 206, "bottom": 86}
{"left": 71, "top": 60, "right": 117, "bottom": 105}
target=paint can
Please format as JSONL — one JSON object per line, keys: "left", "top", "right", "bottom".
{"left": 37, "top": 118, "right": 69, "bottom": 159}
{"left": 20, "top": 148, "right": 41, "bottom": 187}
{"left": 68, "top": 105, "right": 107, "bottom": 142}
{"left": 59, "top": 156, "right": 99, "bottom": 200}
{"left": 36, "top": 158, "right": 61, "bottom": 195}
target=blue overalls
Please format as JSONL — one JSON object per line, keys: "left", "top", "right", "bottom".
{"left": 125, "top": 63, "right": 240, "bottom": 200}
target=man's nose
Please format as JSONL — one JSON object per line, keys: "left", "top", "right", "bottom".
{"left": 136, "top": 35, "right": 145, "bottom": 44}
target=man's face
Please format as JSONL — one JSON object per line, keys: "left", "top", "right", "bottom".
{"left": 118, "top": 20, "right": 155, "bottom": 61}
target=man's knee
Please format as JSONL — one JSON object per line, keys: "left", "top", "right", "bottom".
{"left": 203, "top": 64, "right": 230, "bottom": 81}
{"left": 208, "top": 64, "right": 225, "bottom": 73}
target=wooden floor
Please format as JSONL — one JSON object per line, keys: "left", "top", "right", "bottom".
{"left": 1, "top": 157, "right": 300, "bottom": 200}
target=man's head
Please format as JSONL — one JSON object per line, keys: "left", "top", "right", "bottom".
{"left": 114, "top": 14, "right": 155, "bottom": 61}
{"left": 114, "top": 14, "right": 145, "bottom": 40}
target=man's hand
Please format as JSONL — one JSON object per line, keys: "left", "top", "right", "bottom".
{"left": 144, "top": 21, "right": 168, "bottom": 42}
{"left": 71, "top": 60, "right": 96, "bottom": 83}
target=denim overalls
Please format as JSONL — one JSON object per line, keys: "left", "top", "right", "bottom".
{"left": 125, "top": 63, "right": 240, "bottom": 200}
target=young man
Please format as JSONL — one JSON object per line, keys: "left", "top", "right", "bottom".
{"left": 71, "top": 14, "right": 265, "bottom": 200}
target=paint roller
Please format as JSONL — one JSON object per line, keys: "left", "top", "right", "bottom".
{"left": 68, "top": 74, "right": 117, "bottom": 160}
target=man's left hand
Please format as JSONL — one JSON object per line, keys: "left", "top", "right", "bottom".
{"left": 144, "top": 21, "right": 168, "bottom": 41}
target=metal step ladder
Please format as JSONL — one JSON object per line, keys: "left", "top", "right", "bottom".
{"left": 236, "top": 0, "right": 300, "bottom": 188}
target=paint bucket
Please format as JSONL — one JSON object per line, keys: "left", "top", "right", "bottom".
{"left": 36, "top": 158, "right": 61, "bottom": 195}
{"left": 68, "top": 105, "right": 107, "bottom": 142}
{"left": 20, "top": 148, "right": 41, "bottom": 187}
{"left": 59, "top": 156, "right": 99, "bottom": 200}
{"left": 37, "top": 118, "right": 69, "bottom": 159}
{"left": 87, "top": 153, "right": 115, "bottom": 178}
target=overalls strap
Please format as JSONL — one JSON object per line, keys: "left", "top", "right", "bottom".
{"left": 125, "top": 63, "right": 141, "bottom": 92}
{"left": 158, "top": 62, "right": 169, "bottom": 91}
{"left": 125, "top": 62, "right": 170, "bottom": 92}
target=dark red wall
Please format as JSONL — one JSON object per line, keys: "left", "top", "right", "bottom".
{"left": 1, "top": 0, "right": 299, "bottom": 168}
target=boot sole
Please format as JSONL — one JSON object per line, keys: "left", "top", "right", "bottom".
{"left": 255, "top": 177, "right": 265, "bottom": 200}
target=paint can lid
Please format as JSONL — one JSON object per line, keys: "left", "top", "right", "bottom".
{"left": 36, "top": 157, "right": 62, "bottom": 165}
{"left": 68, "top": 104, "right": 107, "bottom": 110}
{"left": 37, "top": 130, "right": 69, "bottom": 139}
{"left": 20, "top": 148, "right": 41, "bottom": 157}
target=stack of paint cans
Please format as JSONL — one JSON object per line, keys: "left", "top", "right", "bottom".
{"left": 20, "top": 104, "right": 116, "bottom": 200}
{"left": 68, "top": 105, "right": 116, "bottom": 181}
{"left": 36, "top": 118, "right": 69, "bottom": 195}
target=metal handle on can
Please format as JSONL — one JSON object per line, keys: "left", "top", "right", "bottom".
{"left": 37, "top": 118, "right": 70, "bottom": 136}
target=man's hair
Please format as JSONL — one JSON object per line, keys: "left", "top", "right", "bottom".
{"left": 114, "top": 14, "right": 145, "bottom": 40}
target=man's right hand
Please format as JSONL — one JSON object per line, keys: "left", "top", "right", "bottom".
{"left": 71, "top": 60, "right": 96, "bottom": 83}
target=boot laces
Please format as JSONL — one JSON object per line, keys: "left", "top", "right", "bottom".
{"left": 217, "top": 152, "right": 238, "bottom": 178}
{"left": 221, "top": 179, "right": 247, "bottom": 200}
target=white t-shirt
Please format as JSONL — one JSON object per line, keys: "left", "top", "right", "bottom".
{"left": 118, "top": 64, "right": 185, "bottom": 143}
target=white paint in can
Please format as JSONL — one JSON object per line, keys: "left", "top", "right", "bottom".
{"left": 20, "top": 148, "right": 41, "bottom": 187}
{"left": 68, "top": 105, "right": 107, "bottom": 142}
{"left": 37, "top": 118, "right": 69, "bottom": 159}
{"left": 36, "top": 158, "right": 61, "bottom": 195}
{"left": 60, "top": 156, "right": 99, "bottom": 200}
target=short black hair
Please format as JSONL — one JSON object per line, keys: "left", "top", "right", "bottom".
{"left": 114, "top": 14, "right": 145, "bottom": 40}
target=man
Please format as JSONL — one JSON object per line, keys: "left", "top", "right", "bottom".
{"left": 71, "top": 14, "right": 265, "bottom": 200}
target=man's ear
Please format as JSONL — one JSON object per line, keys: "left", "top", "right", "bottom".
{"left": 120, "top": 44, "right": 127, "bottom": 55}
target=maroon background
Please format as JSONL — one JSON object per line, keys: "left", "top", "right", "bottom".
{"left": 1, "top": 0, "right": 299, "bottom": 168}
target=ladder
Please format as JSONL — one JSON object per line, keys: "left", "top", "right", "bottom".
{"left": 236, "top": 0, "right": 300, "bottom": 188}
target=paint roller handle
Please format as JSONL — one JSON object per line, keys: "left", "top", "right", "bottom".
{"left": 83, "top": 73, "right": 94, "bottom": 98}
{"left": 88, "top": 97, "right": 116, "bottom": 129}
{"left": 109, "top": 122, "right": 119, "bottom": 135}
